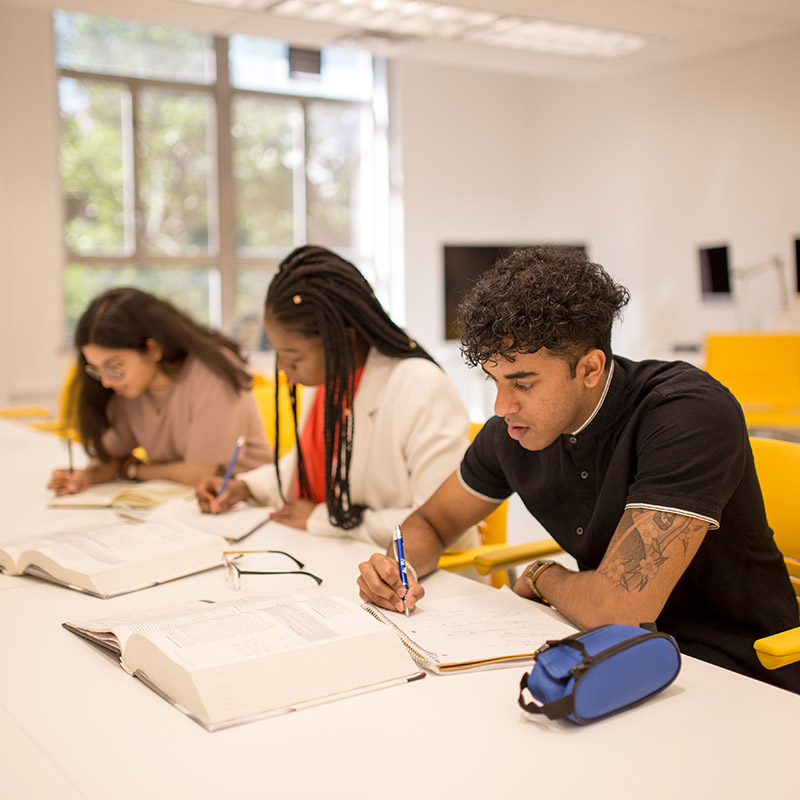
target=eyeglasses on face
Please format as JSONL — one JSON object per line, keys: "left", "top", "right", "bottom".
{"left": 84, "top": 362, "right": 125, "bottom": 382}
{"left": 222, "top": 550, "right": 323, "bottom": 591}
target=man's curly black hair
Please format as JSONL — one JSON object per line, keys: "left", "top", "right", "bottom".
{"left": 458, "top": 245, "right": 630, "bottom": 376}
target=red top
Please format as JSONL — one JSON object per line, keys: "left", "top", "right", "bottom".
{"left": 298, "top": 367, "right": 365, "bottom": 504}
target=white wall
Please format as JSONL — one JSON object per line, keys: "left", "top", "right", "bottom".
{"left": 396, "top": 41, "right": 800, "bottom": 417}
{"left": 2, "top": 2, "right": 800, "bottom": 413}
{"left": 0, "top": 3, "right": 69, "bottom": 408}
{"left": 399, "top": 39, "right": 800, "bottom": 359}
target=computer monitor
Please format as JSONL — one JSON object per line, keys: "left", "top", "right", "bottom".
{"left": 699, "top": 245, "right": 731, "bottom": 296}
{"left": 443, "top": 243, "right": 586, "bottom": 339}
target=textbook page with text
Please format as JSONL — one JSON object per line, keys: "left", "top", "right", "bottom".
{"left": 0, "top": 516, "right": 224, "bottom": 598}
{"left": 48, "top": 479, "right": 195, "bottom": 509}
{"left": 64, "top": 593, "right": 424, "bottom": 730}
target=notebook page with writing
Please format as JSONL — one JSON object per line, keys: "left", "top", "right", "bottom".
{"left": 363, "top": 588, "right": 576, "bottom": 673}
{"left": 149, "top": 497, "right": 274, "bottom": 542}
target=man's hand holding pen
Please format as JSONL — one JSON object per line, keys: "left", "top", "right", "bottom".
{"left": 357, "top": 550, "right": 425, "bottom": 614}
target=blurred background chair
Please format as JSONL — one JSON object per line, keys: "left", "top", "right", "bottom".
{"left": 750, "top": 436, "right": 800, "bottom": 669}
{"left": 437, "top": 422, "right": 563, "bottom": 587}
{"left": 704, "top": 333, "right": 800, "bottom": 436}
{"left": 0, "top": 362, "right": 80, "bottom": 439}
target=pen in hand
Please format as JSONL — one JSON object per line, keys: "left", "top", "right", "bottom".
{"left": 218, "top": 435, "right": 245, "bottom": 498}
{"left": 393, "top": 524, "right": 410, "bottom": 616}
{"left": 67, "top": 435, "right": 74, "bottom": 476}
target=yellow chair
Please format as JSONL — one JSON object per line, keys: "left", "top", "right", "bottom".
{"left": 252, "top": 372, "right": 302, "bottom": 459}
{"left": 436, "top": 422, "right": 563, "bottom": 588}
{"left": 704, "top": 333, "right": 800, "bottom": 432}
{"left": 0, "top": 405, "right": 50, "bottom": 420}
{"left": 0, "top": 362, "right": 80, "bottom": 439}
{"left": 751, "top": 436, "right": 800, "bottom": 669}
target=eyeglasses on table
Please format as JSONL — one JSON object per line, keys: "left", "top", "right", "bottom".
{"left": 222, "top": 549, "right": 323, "bottom": 591}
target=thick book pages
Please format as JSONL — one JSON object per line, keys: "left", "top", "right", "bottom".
{"left": 48, "top": 479, "right": 196, "bottom": 509}
{"left": 363, "top": 588, "right": 576, "bottom": 673}
{"left": 63, "top": 593, "right": 424, "bottom": 731}
{"left": 0, "top": 517, "right": 224, "bottom": 598}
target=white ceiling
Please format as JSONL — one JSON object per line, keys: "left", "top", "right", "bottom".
{"left": 9, "top": 0, "right": 800, "bottom": 80}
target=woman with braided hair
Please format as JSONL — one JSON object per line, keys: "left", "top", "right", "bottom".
{"left": 197, "top": 245, "right": 476, "bottom": 549}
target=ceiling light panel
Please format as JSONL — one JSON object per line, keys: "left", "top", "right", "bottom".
{"left": 263, "top": 0, "right": 659, "bottom": 59}
{"left": 462, "top": 18, "right": 655, "bottom": 59}
{"left": 186, "top": 0, "right": 271, "bottom": 9}
{"left": 269, "top": 0, "right": 498, "bottom": 40}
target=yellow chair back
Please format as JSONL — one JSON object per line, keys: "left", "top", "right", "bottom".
{"left": 750, "top": 436, "right": 800, "bottom": 615}
{"left": 437, "top": 422, "right": 510, "bottom": 587}
{"left": 704, "top": 334, "right": 800, "bottom": 429}
{"left": 252, "top": 373, "right": 302, "bottom": 458}
{"left": 469, "top": 422, "right": 508, "bottom": 549}
{"left": 27, "top": 362, "right": 81, "bottom": 439}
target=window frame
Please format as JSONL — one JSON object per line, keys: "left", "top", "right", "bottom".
{"left": 57, "top": 27, "right": 386, "bottom": 338}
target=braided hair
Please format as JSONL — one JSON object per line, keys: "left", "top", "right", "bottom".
{"left": 266, "top": 245, "right": 436, "bottom": 530}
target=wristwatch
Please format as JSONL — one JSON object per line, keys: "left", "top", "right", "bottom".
{"left": 523, "top": 559, "right": 557, "bottom": 605}
{"left": 125, "top": 459, "right": 141, "bottom": 482}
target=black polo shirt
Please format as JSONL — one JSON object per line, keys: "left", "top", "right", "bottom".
{"left": 461, "top": 356, "right": 800, "bottom": 693}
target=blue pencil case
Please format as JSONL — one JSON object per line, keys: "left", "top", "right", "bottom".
{"left": 518, "top": 624, "right": 681, "bottom": 724}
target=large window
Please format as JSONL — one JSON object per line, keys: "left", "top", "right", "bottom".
{"left": 55, "top": 12, "right": 387, "bottom": 347}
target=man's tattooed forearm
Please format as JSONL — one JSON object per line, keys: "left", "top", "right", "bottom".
{"left": 598, "top": 509, "right": 705, "bottom": 593}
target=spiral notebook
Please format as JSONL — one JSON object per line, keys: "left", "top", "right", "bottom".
{"left": 362, "top": 588, "right": 575, "bottom": 674}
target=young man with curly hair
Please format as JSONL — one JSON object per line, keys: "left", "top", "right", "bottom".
{"left": 358, "top": 245, "right": 800, "bottom": 693}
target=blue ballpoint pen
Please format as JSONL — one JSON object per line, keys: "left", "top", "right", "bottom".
{"left": 393, "top": 524, "right": 410, "bottom": 616}
{"left": 218, "top": 435, "right": 245, "bottom": 497}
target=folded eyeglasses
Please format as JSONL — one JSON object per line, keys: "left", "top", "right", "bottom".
{"left": 222, "top": 550, "right": 323, "bottom": 591}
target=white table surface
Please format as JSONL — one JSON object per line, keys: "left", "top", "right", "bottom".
{"left": 1, "top": 417, "right": 797, "bottom": 799}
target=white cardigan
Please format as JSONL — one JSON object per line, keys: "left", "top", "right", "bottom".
{"left": 239, "top": 349, "right": 478, "bottom": 549}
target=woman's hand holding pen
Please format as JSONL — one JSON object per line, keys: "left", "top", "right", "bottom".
{"left": 197, "top": 476, "right": 251, "bottom": 514}
{"left": 357, "top": 552, "right": 425, "bottom": 614}
{"left": 48, "top": 468, "right": 90, "bottom": 496}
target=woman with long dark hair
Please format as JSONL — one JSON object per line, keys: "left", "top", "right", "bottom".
{"left": 197, "top": 245, "right": 475, "bottom": 549}
{"left": 48, "top": 287, "right": 271, "bottom": 495}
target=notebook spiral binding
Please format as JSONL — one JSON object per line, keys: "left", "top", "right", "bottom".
{"left": 361, "top": 604, "right": 441, "bottom": 669}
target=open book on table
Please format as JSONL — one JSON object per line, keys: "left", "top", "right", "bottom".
{"left": 48, "top": 479, "right": 196, "bottom": 509}
{"left": 0, "top": 516, "right": 226, "bottom": 598}
{"left": 363, "top": 588, "right": 576, "bottom": 673}
{"left": 63, "top": 593, "right": 424, "bottom": 731}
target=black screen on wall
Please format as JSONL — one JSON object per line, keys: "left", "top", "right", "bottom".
{"left": 443, "top": 244, "right": 586, "bottom": 340}
{"left": 795, "top": 238, "right": 800, "bottom": 293}
{"left": 699, "top": 245, "right": 731, "bottom": 296}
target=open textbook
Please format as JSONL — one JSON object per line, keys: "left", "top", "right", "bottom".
{"left": 363, "top": 588, "right": 576, "bottom": 673}
{"left": 0, "top": 516, "right": 226, "bottom": 598}
{"left": 63, "top": 593, "right": 424, "bottom": 731}
{"left": 48, "top": 479, "right": 196, "bottom": 509}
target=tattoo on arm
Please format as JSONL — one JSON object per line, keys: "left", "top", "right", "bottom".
{"left": 598, "top": 509, "right": 705, "bottom": 593}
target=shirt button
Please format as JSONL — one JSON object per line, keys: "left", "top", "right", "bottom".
{"left": 580, "top": 470, "right": 589, "bottom": 479}
{"left": 576, "top": 527, "right": 584, "bottom": 535}
{"left": 569, "top": 437, "right": 577, "bottom": 444}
